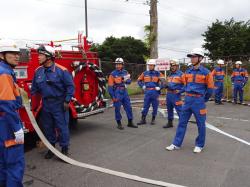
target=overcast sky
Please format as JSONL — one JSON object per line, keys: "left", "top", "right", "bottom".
{"left": 0, "top": 0, "right": 249, "bottom": 59}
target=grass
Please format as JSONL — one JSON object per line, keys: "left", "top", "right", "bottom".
{"left": 104, "top": 81, "right": 143, "bottom": 99}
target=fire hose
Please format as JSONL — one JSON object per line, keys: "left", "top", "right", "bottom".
{"left": 71, "top": 62, "right": 106, "bottom": 113}
{"left": 20, "top": 89, "right": 186, "bottom": 187}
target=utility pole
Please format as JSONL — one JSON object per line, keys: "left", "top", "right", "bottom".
{"left": 125, "top": 0, "right": 158, "bottom": 58}
{"left": 149, "top": 0, "right": 158, "bottom": 59}
{"left": 85, "top": 0, "right": 88, "bottom": 37}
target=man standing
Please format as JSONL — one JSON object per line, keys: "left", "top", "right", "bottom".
{"left": 108, "top": 58, "right": 137, "bottom": 130}
{"left": 0, "top": 39, "right": 24, "bottom": 187}
{"left": 211, "top": 59, "right": 225, "bottom": 105}
{"left": 231, "top": 61, "right": 248, "bottom": 104}
{"left": 166, "top": 48, "right": 214, "bottom": 153}
{"left": 137, "top": 59, "right": 165, "bottom": 125}
{"left": 31, "top": 45, "right": 75, "bottom": 159}
{"left": 163, "top": 59, "right": 185, "bottom": 128}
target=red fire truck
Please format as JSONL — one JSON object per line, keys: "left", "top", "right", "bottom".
{"left": 15, "top": 33, "right": 107, "bottom": 143}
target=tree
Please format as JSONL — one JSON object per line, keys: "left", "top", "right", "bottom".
{"left": 202, "top": 18, "right": 250, "bottom": 60}
{"left": 91, "top": 36, "right": 149, "bottom": 64}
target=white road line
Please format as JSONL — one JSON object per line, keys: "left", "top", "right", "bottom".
{"left": 206, "top": 123, "right": 250, "bottom": 146}
{"left": 24, "top": 104, "right": 187, "bottom": 187}
{"left": 210, "top": 116, "right": 250, "bottom": 122}
{"left": 157, "top": 108, "right": 250, "bottom": 146}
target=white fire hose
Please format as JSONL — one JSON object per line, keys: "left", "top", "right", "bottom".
{"left": 21, "top": 90, "right": 186, "bottom": 187}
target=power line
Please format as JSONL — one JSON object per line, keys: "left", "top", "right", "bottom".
{"left": 158, "top": 5, "right": 210, "bottom": 24}
{"left": 34, "top": 0, "right": 149, "bottom": 16}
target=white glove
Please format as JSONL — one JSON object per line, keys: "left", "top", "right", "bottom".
{"left": 142, "top": 85, "right": 146, "bottom": 90}
{"left": 14, "top": 129, "right": 24, "bottom": 144}
{"left": 123, "top": 74, "right": 131, "bottom": 81}
{"left": 155, "top": 87, "right": 161, "bottom": 91}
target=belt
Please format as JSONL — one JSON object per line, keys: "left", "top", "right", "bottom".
{"left": 186, "top": 93, "right": 203, "bottom": 97}
{"left": 44, "top": 97, "right": 61, "bottom": 101}
{"left": 0, "top": 112, "right": 6, "bottom": 117}
{"left": 236, "top": 80, "right": 243, "bottom": 82}
{"left": 167, "top": 89, "right": 179, "bottom": 94}
{"left": 115, "top": 86, "right": 125, "bottom": 90}
{"left": 215, "top": 80, "right": 224, "bottom": 82}
{"left": 146, "top": 88, "right": 156, "bottom": 90}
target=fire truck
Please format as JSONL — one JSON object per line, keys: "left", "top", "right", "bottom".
{"left": 15, "top": 33, "right": 107, "bottom": 144}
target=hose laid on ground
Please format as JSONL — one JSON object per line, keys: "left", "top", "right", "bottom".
{"left": 71, "top": 62, "right": 106, "bottom": 113}
{"left": 21, "top": 91, "right": 186, "bottom": 187}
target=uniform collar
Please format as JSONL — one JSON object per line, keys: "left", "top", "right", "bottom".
{"left": 44, "top": 62, "right": 55, "bottom": 72}
{"left": 0, "top": 60, "right": 13, "bottom": 70}
{"left": 116, "top": 69, "right": 124, "bottom": 73}
{"left": 191, "top": 65, "right": 202, "bottom": 71}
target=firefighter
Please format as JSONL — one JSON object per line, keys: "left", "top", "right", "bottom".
{"left": 108, "top": 58, "right": 137, "bottom": 130}
{"left": 163, "top": 59, "right": 185, "bottom": 128}
{"left": 166, "top": 48, "right": 214, "bottom": 153}
{"left": 211, "top": 59, "right": 225, "bottom": 105}
{"left": 0, "top": 39, "right": 24, "bottom": 187}
{"left": 137, "top": 59, "right": 165, "bottom": 125}
{"left": 31, "top": 45, "right": 75, "bottom": 159}
{"left": 231, "top": 61, "right": 248, "bottom": 104}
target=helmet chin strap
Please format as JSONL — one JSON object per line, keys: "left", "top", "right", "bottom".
{"left": 40, "top": 56, "right": 52, "bottom": 66}
{"left": 2, "top": 54, "right": 16, "bottom": 68}
{"left": 193, "top": 56, "right": 203, "bottom": 67}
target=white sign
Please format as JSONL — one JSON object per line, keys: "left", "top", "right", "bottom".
{"left": 155, "top": 59, "right": 170, "bottom": 71}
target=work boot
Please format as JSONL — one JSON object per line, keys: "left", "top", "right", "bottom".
{"left": 127, "top": 119, "right": 138, "bottom": 128}
{"left": 61, "top": 147, "right": 69, "bottom": 156}
{"left": 137, "top": 115, "right": 146, "bottom": 125}
{"left": 44, "top": 143, "right": 55, "bottom": 159}
{"left": 117, "top": 120, "right": 124, "bottom": 130}
{"left": 163, "top": 120, "right": 173, "bottom": 128}
{"left": 150, "top": 116, "right": 156, "bottom": 125}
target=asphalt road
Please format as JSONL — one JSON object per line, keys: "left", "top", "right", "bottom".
{"left": 23, "top": 101, "right": 250, "bottom": 187}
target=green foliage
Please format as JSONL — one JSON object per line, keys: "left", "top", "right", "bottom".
{"left": 91, "top": 36, "right": 149, "bottom": 64}
{"left": 202, "top": 18, "right": 250, "bottom": 60}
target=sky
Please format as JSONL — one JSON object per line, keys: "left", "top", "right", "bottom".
{"left": 0, "top": 0, "right": 249, "bottom": 59}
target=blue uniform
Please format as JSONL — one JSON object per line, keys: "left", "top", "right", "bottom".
{"left": 231, "top": 68, "right": 248, "bottom": 103}
{"left": 108, "top": 69, "right": 133, "bottom": 121}
{"left": 166, "top": 70, "right": 185, "bottom": 121}
{"left": 212, "top": 67, "right": 225, "bottom": 103}
{"left": 31, "top": 63, "right": 74, "bottom": 148}
{"left": 137, "top": 70, "right": 164, "bottom": 117}
{"left": 172, "top": 65, "right": 214, "bottom": 148}
{"left": 0, "top": 61, "right": 24, "bottom": 187}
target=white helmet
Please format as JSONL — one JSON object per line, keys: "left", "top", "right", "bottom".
{"left": 0, "top": 39, "right": 20, "bottom": 53}
{"left": 147, "top": 59, "right": 156, "bottom": 65}
{"left": 217, "top": 59, "right": 224, "bottom": 65}
{"left": 170, "top": 59, "right": 179, "bottom": 65}
{"left": 114, "top": 57, "right": 124, "bottom": 64}
{"left": 187, "top": 48, "right": 204, "bottom": 57}
{"left": 235, "top": 61, "right": 242, "bottom": 65}
{"left": 37, "top": 45, "right": 55, "bottom": 58}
